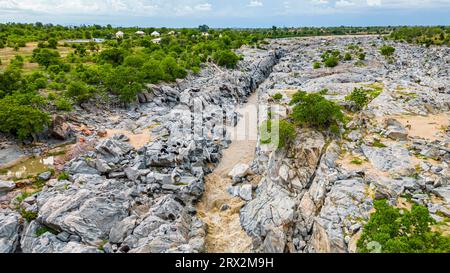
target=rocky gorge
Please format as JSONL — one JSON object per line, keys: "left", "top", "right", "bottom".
{"left": 1, "top": 35, "right": 449, "bottom": 253}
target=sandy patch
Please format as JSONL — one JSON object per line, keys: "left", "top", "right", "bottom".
{"left": 103, "top": 129, "right": 151, "bottom": 149}
{"left": 384, "top": 113, "right": 449, "bottom": 141}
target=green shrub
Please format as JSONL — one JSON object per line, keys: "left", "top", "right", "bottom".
{"left": 36, "top": 226, "right": 57, "bottom": 237}
{"left": 57, "top": 171, "right": 70, "bottom": 181}
{"left": 313, "top": 61, "right": 321, "bottom": 69}
{"left": 31, "top": 48, "right": 61, "bottom": 68}
{"left": 323, "top": 56, "right": 339, "bottom": 68}
{"left": 20, "top": 208, "right": 38, "bottom": 222}
{"left": 345, "top": 87, "right": 369, "bottom": 111}
{"left": 212, "top": 50, "right": 241, "bottom": 69}
{"left": 272, "top": 93, "right": 283, "bottom": 101}
{"left": 0, "top": 93, "right": 50, "bottom": 140}
{"left": 66, "top": 81, "right": 93, "bottom": 104}
{"left": 260, "top": 119, "right": 296, "bottom": 149}
{"left": 344, "top": 52, "right": 352, "bottom": 61}
{"left": 290, "top": 91, "right": 344, "bottom": 130}
{"left": 357, "top": 199, "right": 450, "bottom": 253}
{"left": 358, "top": 52, "right": 366, "bottom": 60}
{"left": 55, "top": 97, "right": 73, "bottom": 111}
{"left": 380, "top": 45, "right": 395, "bottom": 57}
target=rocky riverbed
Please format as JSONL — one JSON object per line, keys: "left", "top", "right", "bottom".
{"left": 0, "top": 45, "right": 281, "bottom": 253}
{"left": 1, "top": 36, "right": 449, "bottom": 253}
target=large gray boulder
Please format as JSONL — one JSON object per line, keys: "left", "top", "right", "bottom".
{"left": 0, "top": 180, "right": 16, "bottom": 193}
{"left": 0, "top": 209, "right": 21, "bottom": 253}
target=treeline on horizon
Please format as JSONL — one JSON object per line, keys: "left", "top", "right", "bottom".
{"left": 0, "top": 23, "right": 449, "bottom": 141}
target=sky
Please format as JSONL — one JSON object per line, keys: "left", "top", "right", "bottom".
{"left": 0, "top": 0, "right": 450, "bottom": 27}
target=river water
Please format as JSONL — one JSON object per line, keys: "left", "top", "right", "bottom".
{"left": 196, "top": 92, "right": 258, "bottom": 253}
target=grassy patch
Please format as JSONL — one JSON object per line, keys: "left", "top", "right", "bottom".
{"left": 350, "top": 157, "right": 364, "bottom": 165}
{"left": 372, "top": 138, "right": 387, "bottom": 148}
{"left": 35, "top": 226, "right": 57, "bottom": 237}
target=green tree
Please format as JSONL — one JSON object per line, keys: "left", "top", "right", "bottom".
{"left": 98, "top": 47, "right": 126, "bottom": 66}
{"left": 345, "top": 87, "right": 369, "bottom": 111}
{"left": 0, "top": 93, "right": 50, "bottom": 140}
{"left": 31, "top": 48, "right": 61, "bottom": 68}
{"left": 103, "top": 66, "right": 144, "bottom": 103}
{"left": 66, "top": 81, "right": 93, "bottom": 104}
{"left": 357, "top": 199, "right": 450, "bottom": 253}
{"left": 380, "top": 45, "right": 395, "bottom": 57}
{"left": 47, "top": 38, "right": 58, "bottom": 49}
{"left": 212, "top": 50, "right": 241, "bottom": 69}
{"left": 290, "top": 91, "right": 344, "bottom": 130}
{"left": 160, "top": 56, "right": 187, "bottom": 81}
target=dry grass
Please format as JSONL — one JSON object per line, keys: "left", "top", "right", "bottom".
{"left": 0, "top": 42, "right": 74, "bottom": 72}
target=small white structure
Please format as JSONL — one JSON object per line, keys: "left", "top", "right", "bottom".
{"left": 168, "top": 31, "right": 176, "bottom": 35}
{"left": 115, "top": 31, "right": 124, "bottom": 39}
{"left": 135, "top": 30, "right": 145, "bottom": 36}
{"left": 151, "top": 31, "right": 160, "bottom": 37}
{"left": 151, "top": 38, "right": 161, "bottom": 44}
{"left": 201, "top": 32, "right": 210, "bottom": 37}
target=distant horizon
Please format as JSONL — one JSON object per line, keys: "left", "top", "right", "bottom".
{"left": 1, "top": 1, "right": 450, "bottom": 28}
{"left": 1, "top": 21, "right": 449, "bottom": 29}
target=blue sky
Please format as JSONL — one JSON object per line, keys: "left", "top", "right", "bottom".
{"left": 1, "top": 0, "right": 450, "bottom": 27}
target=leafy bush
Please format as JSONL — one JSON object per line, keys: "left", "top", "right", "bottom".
{"left": 380, "top": 45, "right": 395, "bottom": 57}
{"left": 345, "top": 87, "right": 369, "bottom": 111}
{"left": 358, "top": 52, "right": 366, "bottom": 60}
{"left": 103, "top": 66, "right": 144, "bottom": 103}
{"left": 260, "top": 119, "right": 296, "bottom": 149}
{"left": 31, "top": 48, "right": 61, "bottom": 68}
{"left": 55, "top": 97, "right": 73, "bottom": 111}
{"left": 142, "top": 60, "right": 164, "bottom": 83}
{"left": 212, "top": 50, "right": 241, "bottom": 69}
{"left": 66, "top": 81, "right": 93, "bottom": 104}
{"left": 344, "top": 52, "right": 352, "bottom": 61}
{"left": 290, "top": 91, "right": 344, "bottom": 130}
{"left": 57, "top": 171, "right": 70, "bottom": 181}
{"left": 160, "top": 56, "right": 187, "bottom": 81}
{"left": 0, "top": 93, "right": 50, "bottom": 140}
{"left": 272, "top": 93, "right": 283, "bottom": 101}
{"left": 0, "top": 68, "right": 24, "bottom": 98}
{"left": 98, "top": 47, "right": 126, "bottom": 66}
{"left": 313, "top": 61, "right": 321, "bottom": 69}
{"left": 321, "top": 50, "right": 341, "bottom": 68}
{"left": 357, "top": 199, "right": 450, "bottom": 253}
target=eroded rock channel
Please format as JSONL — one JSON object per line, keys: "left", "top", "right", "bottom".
{"left": 0, "top": 46, "right": 281, "bottom": 253}
{"left": 1, "top": 36, "right": 449, "bottom": 253}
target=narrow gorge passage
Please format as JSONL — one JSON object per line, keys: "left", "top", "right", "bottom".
{"left": 196, "top": 92, "right": 259, "bottom": 253}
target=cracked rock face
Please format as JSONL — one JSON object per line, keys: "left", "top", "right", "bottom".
{"left": 240, "top": 36, "right": 450, "bottom": 253}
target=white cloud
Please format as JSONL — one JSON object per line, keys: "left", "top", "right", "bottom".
{"left": 366, "top": 0, "right": 381, "bottom": 6}
{"left": 311, "top": 0, "right": 329, "bottom": 4}
{"left": 248, "top": 0, "right": 263, "bottom": 7}
{"left": 194, "top": 3, "right": 212, "bottom": 11}
{"left": 335, "top": 0, "right": 356, "bottom": 8}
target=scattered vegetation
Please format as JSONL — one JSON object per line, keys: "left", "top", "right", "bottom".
{"left": 372, "top": 138, "right": 387, "bottom": 148}
{"left": 290, "top": 91, "right": 344, "bottom": 134}
{"left": 357, "top": 199, "right": 450, "bottom": 253}
{"left": 350, "top": 157, "right": 364, "bottom": 165}
{"left": 390, "top": 26, "right": 450, "bottom": 46}
{"left": 272, "top": 92, "right": 283, "bottom": 101}
{"left": 321, "top": 49, "right": 341, "bottom": 68}
{"left": 35, "top": 226, "right": 57, "bottom": 237}
{"left": 260, "top": 119, "right": 296, "bottom": 149}
{"left": 57, "top": 171, "right": 70, "bottom": 181}
{"left": 380, "top": 45, "right": 395, "bottom": 58}
{"left": 20, "top": 208, "right": 38, "bottom": 222}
